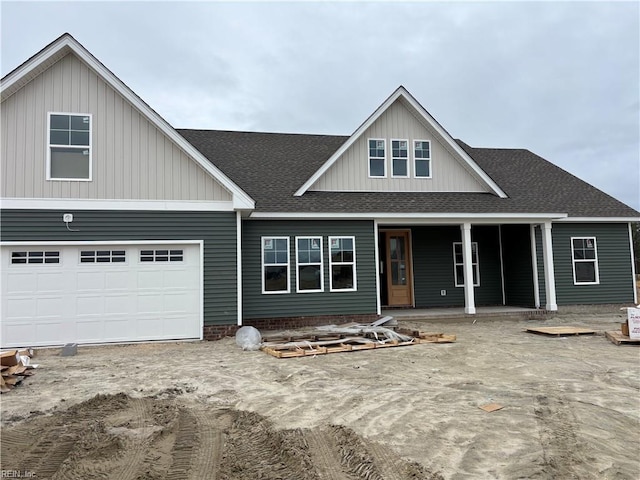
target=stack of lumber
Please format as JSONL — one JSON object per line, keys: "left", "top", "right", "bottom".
{"left": 1, "top": 349, "right": 37, "bottom": 393}
{"left": 261, "top": 324, "right": 456, "bottom": 358}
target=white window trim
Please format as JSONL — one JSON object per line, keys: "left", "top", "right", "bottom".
{"left": 79, "top": 249, "right": 127, "bottom": 265}
{"left": 571, "top": 236, "right": 600, "bottom": 285}
{"left": 390, "top": 138, "right": 410, "bottom": 178}
{"left": 329, "top": 236, "right": 357, "bottom": 292}
{"left": 46, "top": 112, "right": 93, "bottom": 182}
{"left": 10, "top": 250, "right": 61, "bottom": 266}
{"left": 453, "top": 242, "right": 480, "bottom": 287}
{"left": 368, "top": 138, "right": 387, "bottom": 178}
{"left": 295, "top": 236, "right": 324, "bottom": 293}
{"left": 414, "top": 139, "right": 432, "bottom": 179}
{"left": 261, "top": 236, "right": 290, "bottom": 294}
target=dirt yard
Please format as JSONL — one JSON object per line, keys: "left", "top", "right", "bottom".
{"left": 1, "top": 310, "right": 639, "bottom": 479}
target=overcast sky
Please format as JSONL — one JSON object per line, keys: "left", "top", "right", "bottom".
{"left": 2, "top": 1, "right": 639, "bottom": 211}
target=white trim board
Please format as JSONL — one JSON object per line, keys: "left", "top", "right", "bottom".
{"left": 249, "top": 212, "right": 568, "bottom": 222}
{"left": 1, "top": 34, "right": 255, "bottom": 210}
{"left": 1, "top": 198, "right": 235, "bottom": 211}
{"left": 294, "top": 86, "right": 507, "bottom": 199}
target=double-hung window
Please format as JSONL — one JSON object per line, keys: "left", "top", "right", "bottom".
{"left": 296, "top": 237, "right": 323, "bottom": 293}
{"left": 48, "top": 113, "right": 92, "bottom": 180}
{"left": 262, "top": 237, "right": 290, "bottom": 293}
{"left": 329, "top": 236, "right": 356, "bottom": 291}
{"left": 368, "top": 139, "right": 386, "bottom": 177}
{"left": 453, "top": 242, "right": 480, "bottom": 287}
{"left": 414, "top": 140, "right": 431, "bottom": 178}
{"left": 571, "top": 237, "right": 599, "bottom": 285}
{"left": 391, "top": 140, "right": 409, "bottom": 177}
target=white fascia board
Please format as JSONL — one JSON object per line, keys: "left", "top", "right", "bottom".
{"left": 249, "top": 211, "right": 568, "bottom": 223}
{"left": 1, "top": 239, "right": 204, "bottom": 246}
{"left": 1, "top": 35, "right": 255, "bottom": 211}
{"left": 556, "top": 216, "right": 640, "bottom": 222}
{"left": 1, "top": 198, "right": 235, "bottom": 211}
{"left": 294, "top": 86, "right": 507, "bottom": 199}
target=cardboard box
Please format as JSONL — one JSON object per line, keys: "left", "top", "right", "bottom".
{"left": 628, "top": 308, "right": 640, "bottom": 340}
{"left": 0, "top": 350, "right": 20, "bottom": 367}
{"left": 621, "top": 322, "right": 629, "bottom": 336}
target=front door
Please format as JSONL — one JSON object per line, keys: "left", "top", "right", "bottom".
{"left": 384, "top": 230, "right": 413, "bottom": 307}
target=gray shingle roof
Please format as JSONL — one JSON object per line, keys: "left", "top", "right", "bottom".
{"left": 177, "top": 129, "right": 639, "bottom": 218}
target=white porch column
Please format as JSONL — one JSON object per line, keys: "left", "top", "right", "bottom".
{"left": 541, "top": 222, "right": 558, "bottom": 311}
{"left": 461, "top": 223, "right": 476, "bottom": 314}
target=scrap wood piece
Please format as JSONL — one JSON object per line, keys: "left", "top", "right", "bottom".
{"left": 479, "top": 403, "right": 504, "bottom": 413}
{"left": 605, "top": 331, "right": 640, "bottom": 346}
{"left": 261, "top": 336, "right": 417, "bottom": 358}
{"left": 396, "top": 329, "right": 457, "bottom": 343}
{"left": 526, "top": 326, "right": 596, "bottom": 336}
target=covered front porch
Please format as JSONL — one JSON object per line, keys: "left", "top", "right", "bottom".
{"left": 382, "top": 305, "right": 547, "bottom": 320}
{"left": 375, "top": 217, "right": 561, "bottom": 315}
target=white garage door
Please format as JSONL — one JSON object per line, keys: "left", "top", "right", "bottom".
{"left": 1, "top": 243, "right": 202, "bottom": 347}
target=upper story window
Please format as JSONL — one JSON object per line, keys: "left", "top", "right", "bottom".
{"left": 47, "top": 113, "right": 92, "bottom": 181}
{"left": 414, "top": 140, "right": 431, "bottom": 178}
{"left": 368, "top": 139, "right": 386, "bottom": 177}
{"left": 391, "top": 140, "right": 409, "bottom": 177}
{"left": 571, "top": 237, "right": 599, "bottom": 285}
{"left": 262, "top": 237, "right": 290, "bottom": 294}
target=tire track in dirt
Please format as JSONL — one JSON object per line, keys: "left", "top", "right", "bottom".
{"left": 534, "top": 394, "right": 581, "bottom": 479}
{"left": 112, "top": 396, "right": 152, "bottom": 480}
{"left": 306, "top": 427, "right": 353, "bottom": 479}
{"left": 188, "top": 408, "right": 233, "bottom": 480}
{"left": 165, "top": 407, "right": 198, "bottom": 479}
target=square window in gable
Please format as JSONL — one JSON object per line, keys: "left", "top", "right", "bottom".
{"left": 48, "top": 113, "right": 92, "bottom": 181}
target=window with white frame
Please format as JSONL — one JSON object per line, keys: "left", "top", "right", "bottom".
{"left": 48, "top": 113, "right": 92, "bottom": 180}
{"left": 296, "top": 237, "right": 323, "bottom": 292}
{"left": 453, "top": 242, "right": 480, "bottom": 287}
{"left": 262, "top": 237, "right": 290, "bottom": 293}
{"left": 414, "top": 140, "right": 431, "bottom": 178}
{"left": 571, "top": 237, "right": 599, "bottom": 284}
{"left": 11, "top": 251, "right": 60, "bottom": 264}
{"left": 140, "top": 249, "right": 184, "bottom": 262}
{"left": 80, "top": 250, "right": 126, "bottom": 263}
{"left": 391, "top": 139, "right": 409, "bottom": 177}
{"left": 368, "top": 139, "right": 386, "bottom": 177}
{"left": 329, "top": 236, "right": 356, "bottom": 291}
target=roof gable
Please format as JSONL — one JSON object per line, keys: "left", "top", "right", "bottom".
{"left": 1, "top": 33, "right": 254, "bottom": 210}
{"left": 295, "top": 86, "right": 507, "bottom": 198}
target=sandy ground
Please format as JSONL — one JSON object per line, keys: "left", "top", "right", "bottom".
{"left": 1, "top": 310, "right": 639, "bottom": 479}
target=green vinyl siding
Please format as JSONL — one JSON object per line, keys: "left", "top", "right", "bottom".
{"left": 242, "top": 220, "right": 377, "bottom": 319}
{"left": 501, "top": 224, "right": 535, "bottom": 307}
{"left": 411, "top": 225, "right": 502, "bottom": 307}
{"left": 552, "top": 223, "right": 634, "bottom": 305}
{"left": 0, "top": 209, "right": 238, "bottom": 325}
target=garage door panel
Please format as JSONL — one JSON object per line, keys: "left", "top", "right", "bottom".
{"left": 76, "top": 271, "right": 106, "bottom": 290}
{"left": 1, "top": 243, "right": 202, "bottom": 347}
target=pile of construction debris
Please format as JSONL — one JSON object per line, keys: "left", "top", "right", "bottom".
{"left": 259, "top": 317, "right": 455, "bottom": 358}
{"left": 1, "top": 349, "right": 37, "bottom": 393}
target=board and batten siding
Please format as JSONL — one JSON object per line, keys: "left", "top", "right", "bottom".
{"left": 310, "top": 99, "right": 489, "bottom": 193}
{"left": 1, "top": 53, "right": 232, "bottom": 202}
{"left": 241, "top": 220, "right": 377, "bottom": 319}
{"left": 551, "top": 223, "right": 635, "bottom": 305}
{"left": 0, "top": 210, "right": 238, "bottom": 325}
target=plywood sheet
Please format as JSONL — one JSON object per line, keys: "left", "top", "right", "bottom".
{"left": 526, "top": 326, "right": 596, "bottom": 336}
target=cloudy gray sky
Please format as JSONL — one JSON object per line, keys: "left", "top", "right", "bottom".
{"left": 2, "top": 1, "right": 639, "bottom": 210}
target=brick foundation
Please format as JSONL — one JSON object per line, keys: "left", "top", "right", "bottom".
{"left": 202, "top": 313, "right": 379, "bottom": 341}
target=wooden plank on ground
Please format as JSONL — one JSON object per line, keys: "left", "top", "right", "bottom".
{"left": 526, "top": 326, "right": 596, "bottom": 336}
{"left": 605, "top": 331, "right": 640, "bottom": 346}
